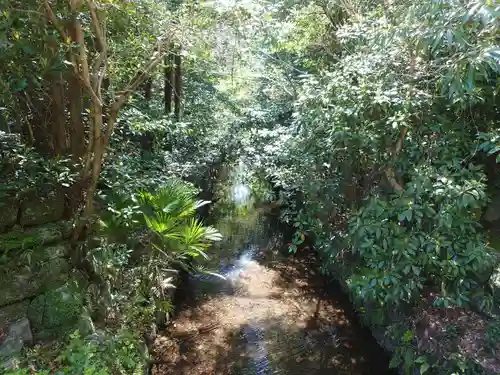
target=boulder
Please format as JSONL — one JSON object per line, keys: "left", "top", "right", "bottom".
{"left": 28, "top": 284, "right": 83, "bottom": 340}
{"left": 0, "top": 251, "right": 69, "bottom": 306}
{"left": 0, "top": 301, "right": 29, "bottom": 330}
{"left": 20, "top": 188, "right": 65, "bottom": 227}
{"left": 0, "top": 199, "right": 18, "bottom": 233}
{"left": 0, "top": 318, "right": 33, "bottom": 360}
{"left": 0, "top": 222, "right": 70, "bottom": 254}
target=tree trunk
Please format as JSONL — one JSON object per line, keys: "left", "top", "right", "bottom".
{"left": 31, "top": 95, "right": 51, "bottom": 154}
{"left": 174, "top": 53, "right": 182, "bottom": 121}
{"left": 49, "top": 73, "right": 67, "bottom": 155}
{"left": 341, "top": 158, "right": 357, "bottom": 204}
{"left": 67, "top": 72, "right": 84, "bottom": 159}
{"left": 68, "top": 17, "right": 85, "bottom": 160}
{"left": 164, "top": 54, "right": 173, "bottom": 114}
{"left": 144, "top": 77, "right": 153, "bottom": 102}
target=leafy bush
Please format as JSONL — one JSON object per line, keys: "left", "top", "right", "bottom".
{"left": 137, "top": 180, "right": 222, "bottom": 267}
{"left": 238, "top": 0, "right": 500, "bottom": 316}
{"left": 92, "top": 179, "right": 222, "bottom": 329}
{"left": 0, "top": 132, "right": 78, "bottom": 202}
{"left": 484, "top": 321, "right": 500, "bottom": 355}
{"left": 349, "top": 164, "right": 493, "bottom": 308}
{"left": 1, "top": 330, "right": 144, "bottom": 375}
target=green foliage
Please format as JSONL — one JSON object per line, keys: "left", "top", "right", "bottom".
{"left": 2, "top": 330, "right": 144, "bottom": 375}
{"left": 388, "top": 329, "right": 422, "bottom": 374}
{"left": 138, "top": 180, "right": 222, "bottom": 264}
{"left": 349, "top": 164, "right": 492, "bottom": 307}
{"left": 484, "top": 321, "right": 500, "bottom": 355}
{"left": 238, "top": 0, "right": 500, "bottom": 315}
{"left": 94, "top": 179, "right": 221, "bottom": 332}
{"left": 28, "top": 284, "right": 83, "bottom": 339}
{"left": 478, "top": 131, "right": 500, "bottom": 165}
{"left": 0, "top": 133, "right": 78, "bottom": 202}
{"left": 222, "top": 1, "right": 500, "bottom": 371}
{"left": 2, "top": 0, "right": 500, "bottom": 372}
{"left": 57, "top": 330, "right": 143, "bottom": 375}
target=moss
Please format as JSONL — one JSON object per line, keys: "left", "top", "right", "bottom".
{"left": 28, "top": 284, "right": 83, "bottom": 340}
{"left": 0, "top": 222, "right": 71, "bottom": 255}
{"left": 0, "top": 256, "right": 70, "bottom": 306}
{"left": 20, "top": 188, "right": 65, "bottom": 226}
{"left": 0, "top": 301, "right": 30, "bottom": 328}
{"left": 0, "top": 200, "right": 19, "bottom": 233}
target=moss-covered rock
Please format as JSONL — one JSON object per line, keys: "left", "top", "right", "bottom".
{"left": 0, "top": 253, "right": 69, "bottom": 306}
{"left": 0, "top": 301, "right": 29, "bottom": 330}
{"left": 0, "top": 222, "right": 71, "bottom": 255}
{"left": 20, "top": 188, "right": 65, "bottom": 227}
{"left": 0, "top": 317, "right": 33, "bottom": 361}
{"left": 28, "top": 284, "right": 83, "bottom": 340}
{"left": 0, "top": 199, "right": 18, "bottom": 233}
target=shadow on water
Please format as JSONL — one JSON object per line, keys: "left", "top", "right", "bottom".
{"left": 153, "top": 162, "right": 396, "bottom": 375}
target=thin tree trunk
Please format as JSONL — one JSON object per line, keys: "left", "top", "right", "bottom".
{"left": 68, "top": 16, "right": 85, "bottom": 160}
{"left": 174, "top": 53, "right": 182, "bottom": 121}
{"left": 164, "top": 54, "right": 173, "bottom": 114}
{"left": 49, "top": 74, "right": 67, "bottom": 155}
{"left": 17, "top": 92, "right": 34, "bottom": 146}
{"left": 46, "top": 23, "right": 68, "bottom": 158}
{"left": 30, "top": 93, "right": 51, "bottom": 154}
{"left": 144, "top": 77, "right": 153, "bottom": 102}
{"left": 68, "top": 72, "right": 84, "bottom": 159}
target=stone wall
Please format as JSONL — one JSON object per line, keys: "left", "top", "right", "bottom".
{"left": 0, "top": 187, "right": 79, "bottom": 362}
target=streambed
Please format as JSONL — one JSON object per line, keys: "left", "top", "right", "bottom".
{"left": 152, "top": 163, "right": 395, "bottom": 375}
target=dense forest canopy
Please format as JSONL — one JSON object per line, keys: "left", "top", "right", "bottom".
{"left": 0, "top": 0, "right": 499, "bottom": 374}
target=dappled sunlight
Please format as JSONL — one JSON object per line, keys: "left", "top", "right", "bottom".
{"left": 151, "top": 159, "right": 393, "bottom": 374}
{"left": 2, "top": 0, "right": 499, "bottom": 373}
{"left": 153, "top": 229, "right": 393, "bottom": 375}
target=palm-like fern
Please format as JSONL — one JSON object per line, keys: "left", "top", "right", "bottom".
{"left": 139, "top": 181, "right": 222, "bottom": 273}
{"left": 135, "top": 179, "right": 223, "bottom": 323}
{"left": 137, "top": 180, "right": 211, "bottom": 220}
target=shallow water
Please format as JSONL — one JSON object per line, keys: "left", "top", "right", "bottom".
{"left": 153, "top": 165, "right": 395, "bottom": 375}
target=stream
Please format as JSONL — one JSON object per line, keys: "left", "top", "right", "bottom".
{"left": 152, "top": 163, "right": 396, "bottom": 375}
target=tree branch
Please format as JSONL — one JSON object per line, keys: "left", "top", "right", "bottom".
{"left": 43, "top": 0, "right": 69, "bottom": 41}
{"left": 103, "top": 50, "right": 168, "bottom": 146}
{"left": 44, "top": 0, "right": 102, "bottom": 107}
{"left": 87, "top": 0, "right": 107, "bottom": 53}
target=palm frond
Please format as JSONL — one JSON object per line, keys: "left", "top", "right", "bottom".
{"left": 138, "top": 181, "right": 222, "bottom": 277}
{"left": 197, "top": 267, "right": 226, "bottom": 280}
{"left": 194, "top": 200, "right": 212, "bottom": 210}
{"left": 144, "top": 212, "right": 179, "bottom": 234}
{"left": 204, "top": 226, "right": 223, "bottom": 242}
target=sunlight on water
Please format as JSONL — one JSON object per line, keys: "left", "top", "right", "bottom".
{"left": 223, "top": 246, "right": 257, "bottom": 281}
{"left": 173, "top": 161, "right": 394, "bottom": 375}
{"left": 236, "top": 247, "right": 256, "bottom": 267}
{"left": 232, "top": 183, "right": 251, "bottom": 204}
